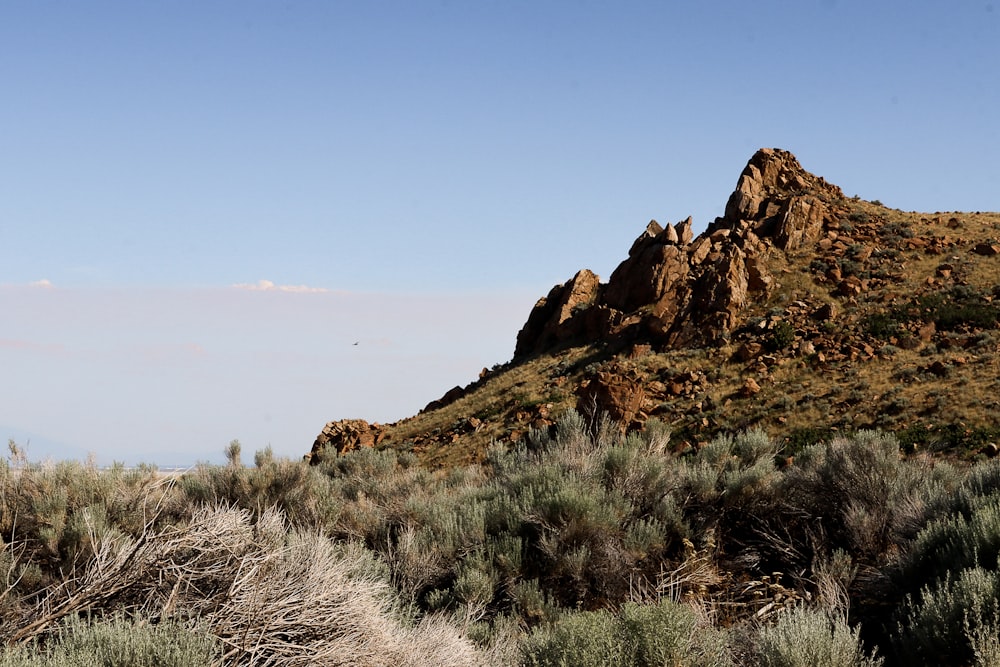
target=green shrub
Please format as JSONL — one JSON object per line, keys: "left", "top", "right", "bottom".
{"left": 756, "top": 606, "right": 883, "bottom": 667}
{"left": 781, "top": 428, "right": 828, "bottom": 456}
{"left": 918, "top": 287, "right": 1000, "bottom": 332}
{"left": 896, "top": 492, "right": 1000, "bottom": 599}
{"left": 520, "top": 608, "right": 624, "bottom": 667}
{"left": 619, "top": 599, "right": 701, "bottom": 665}
{"left": 895, "top": 567, "right": 1000, "bottom": 666}
{"left": 0, "top": 614, "right": 220, "bottom": 667}
{"left": 782, "top": 432, "right": 907, "bottom": 557}
{"left": 30, "top": 419, "right": 1000, "bottom": 663}
{"left": 878, "top": 221, "right": 913, "bottom": 241}
{"left": 767, "top": 321, "right": 796, "bottom": 352}
{"left": 520, "top": 599, "right": 731, "bottom": 667}
{"left": 967, "top": 620, "right": 1000, "bottom": 667}
{"left": 864, "top": 312, "right": 905, "bottom": 340}
{"left": 180, "top": 451, "right": 347, "bottom": 529}
{"left": 0, "top": 458, "right": 179, "bottom": 588}
{"left": 681, "top": 429, "right": 780, "bottom": 514}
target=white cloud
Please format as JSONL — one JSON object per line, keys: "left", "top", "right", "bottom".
{"left": 29, "top": 279, "right": 53, "bottom": 288}
{"left": 232, "top": 279, "right": 330, "bottom": 293}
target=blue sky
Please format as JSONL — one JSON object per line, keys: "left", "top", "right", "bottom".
{"left": 2, "top": 1, "right": 998, "bottom": 464}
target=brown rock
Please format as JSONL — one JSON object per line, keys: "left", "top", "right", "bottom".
{"left": 662, "top": 222, "right": 680, "bottom": 244}
{"left": 813, "top": 303, "right": 839, "bottom": 321}
{"left": 512, "top": 148, "right": 847, "bottom": 359}
{"left": 629, "top": 220, "right": 664, "bottom": 256}
{"left": 746, "top": 255, "right": 774, "bottom": 292}
{"left": 723, "top": 148, "right": 843, "bottom": 227}
{"left": 775, "top": 196, "right": 831, "bottom": 250}
{"left": 688, "top": 237, "right": 712, "bottom": 265}
{"left": 308, "top": 419, "right": 387, "bottom": 464}
{"left": 576, "top": 370, "right": 646, "bottom": 428}
{"left": 741, "top": 378, "right": 762, "bottom": 397}
{"left": 514, "top": 268, "right": 602, "bottom": 357}
{"left": 710, "top": 229, "right": 731, "bottom": 243}
{"left": 629, "top": 343, "right": 652, "bottom": 359}
{"left": 734, "top": 341, "right": 763, "bottom": 362}
{"left": 422, "top": 385, "right": 467, "bottom": 413}
{"left": 918, "top": 321, "right": 937, "bottom": 342}
{"left": 676, "top": 217, "right": 695, "bottom": 244}
{"left": 605, "top": 239, "right": 689, "bottom": 313}
{"left": 973, "top": 243, "right": 1000, "bottom": 256}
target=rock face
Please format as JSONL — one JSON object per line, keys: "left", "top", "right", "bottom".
{"left": 514, "top": 269, "right": 602, "bottom": 356}
{"left": 513, "top": 148, "right": 844, "bottom": 359}
{"left": 307, "top": 419, "right": 387, "bottom": 464}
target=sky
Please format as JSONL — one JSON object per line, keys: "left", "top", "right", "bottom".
{"left": 2, "top": 1, "right": 998, "bottom": 464}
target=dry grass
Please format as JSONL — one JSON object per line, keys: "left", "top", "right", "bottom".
{"left": 2, "top": 502, "right": 487, "bottom": 667}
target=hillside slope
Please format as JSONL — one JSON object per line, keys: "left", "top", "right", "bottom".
{"left": 309, "top": 149, "right": 1000, "bottom": 466}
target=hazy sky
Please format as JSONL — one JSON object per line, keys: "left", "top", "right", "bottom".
{"left": 3, "top": 1, "right": 998, "bottom": 464}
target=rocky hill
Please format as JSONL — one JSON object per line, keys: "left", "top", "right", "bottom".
{"left": 308, "top": 149, "right": 1000, "bottom": 466}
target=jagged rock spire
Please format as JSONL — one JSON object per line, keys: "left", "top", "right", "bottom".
{"left": 513, "top": 149, "right": 845, "bottom": 359}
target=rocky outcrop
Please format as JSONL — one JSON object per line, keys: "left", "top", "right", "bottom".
{"left": 514, "top": 269, "right": 602, "bottom": 357}
{"left": 513, "top": 148, "right": 846, "bottom": 359}
{"left": 604, "top": 221, "right": 690, "bottom": 312}
{"left": 307, "top": 419, "right": 387, "bottom": 464}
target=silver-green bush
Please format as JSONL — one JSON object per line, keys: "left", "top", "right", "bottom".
{"left": 520, "top": 598, "right": 732, "bottom": 667}
{"left": 896, "top": 566, "right": 1000, "bottom": 666}
{"left": 0, "top": 614, "right": 220, "bottom": 667}
{"left": 756, "top": 606, "right": 883, "bottom": 667}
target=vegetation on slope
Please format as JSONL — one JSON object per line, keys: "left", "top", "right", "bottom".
{"left": 6, "top": 414, "right": 1000, "bottom": 665}
{"left": 307, "top": 204, "right": 1000, "bottom": 469}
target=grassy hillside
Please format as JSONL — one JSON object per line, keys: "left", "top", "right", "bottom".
{"left": 320, "top": 202, "right": 1000, "bottom": 469}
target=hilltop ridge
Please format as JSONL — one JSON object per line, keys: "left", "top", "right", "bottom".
{"left": 308, "top": 149, "right": 1000, "bottom": 466}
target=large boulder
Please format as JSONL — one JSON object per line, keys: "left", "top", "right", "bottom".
{"left": 307, "top": 419, "right": 387, "bottom": 464}
{"left": 576, "top": 368, "right": 647, "bottom": 429}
